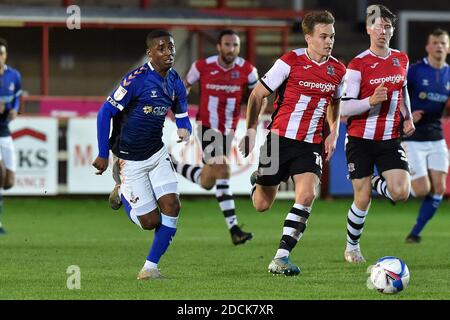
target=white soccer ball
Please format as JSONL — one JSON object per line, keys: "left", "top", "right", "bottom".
{"left": 368, "top": 256, "right": 410, "bottom": 294}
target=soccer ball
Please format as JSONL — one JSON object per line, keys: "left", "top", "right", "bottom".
{"left": 367, "top": 256, "right": 410, "bottom": 294}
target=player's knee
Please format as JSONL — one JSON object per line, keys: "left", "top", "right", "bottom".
{"left": 296, "top": 192, "right": 316, "bottom": 207}
{"left": 412, "top": 184, "right": 429, "bottom": 198}
{"left": 253, "top": 201, "right": 271, "bottom": 212}
{"left": 433, "top": 184, "right": 446, "bottom": 196}
{"left": 201, "top": 181, "right": 215, "bottom": 190}
{"left": 140, "top": 212, "right": 161, "bottom": 230}
{"left": 390, "top": 186, "right": 410, "bottom": 202}
{"left": 159, "top": 199, "right": 181, "bottom": 216}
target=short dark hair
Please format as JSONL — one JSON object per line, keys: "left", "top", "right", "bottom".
{"left": 146, "top": 29, "right": 172, "bottom": 48}
{"left": 217, "top": 29, "right": 238, "bottom": 44}
{"left": 366, "top": 4, "right": 397, "bottom": 27}
{"left": 301, "top": 11, "right": 335, "bottom": 35}
{"left": 0, "top": 37, "right": 7, "bottom": 50}
{"left": 429, "top": 28, "right": 449, "bottom": 38}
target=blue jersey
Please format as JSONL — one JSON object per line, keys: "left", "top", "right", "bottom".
{"left": 405, "top": 58, "right": 449, "bottom": 141}
{"left": 97, "top": 62, "right": 189, "bottom": 161}
{"left": 0, "top": 65, "right": 22, "bottom": 137}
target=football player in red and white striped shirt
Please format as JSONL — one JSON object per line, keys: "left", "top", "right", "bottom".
{"left": 340, "top": 5, "right": 415, "bottom": 264}
{"left": 239, "top": 11, "right": 345, "bottom": 276}
{"left": 172, "top": 30, "right": 259, "bottom": 245}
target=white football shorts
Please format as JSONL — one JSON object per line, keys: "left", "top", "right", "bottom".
{"left": 118, "top": 146, "right": 178, "bottom": 227}
{"left": 0, "top": 136, "right": 16, "bottom": 172}
{"left": 402, "top": 139, "right": 449, "bottom": 180}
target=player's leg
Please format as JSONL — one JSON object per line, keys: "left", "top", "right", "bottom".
{"left": 171, "top": 125, "right": 215, "bottom": 189}
{"left": 139, "top": 146, "right": 181, "bottom": 279}
{"left": 0, "top": 160, "right": 5, "bottom": 234}
{"left": 119, "top": 155, "right": 165, "bottom": 279}
{"left": 407, "top": 140, "right": 448, "bottom": 242}
{"left": 344, "top": 136, "right": 374, "bottom": 263}
{"left": 345, "top": 177, "right": 372, "bottom": 263}
{"left": 0, "top": 136, "right": 16, "bottom": 234}
{"left": 268, "top": 172, "right": 319, "bottom": 276}
{"left": 371, "top": 139, "right": 410, "bottom": 203}
{"left": 109, "top": 156, "right": 122, "bottom": 210}
{"left": 268, "top": 140, "right": 323, "bottom": 276}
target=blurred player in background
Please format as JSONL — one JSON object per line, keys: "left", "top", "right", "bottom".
{"left": 402, "top": 28, "right": 449, "bottom": 243}
{"left": 340, "top": 5, "right": 415, "bottom": 263}
{"left": 0, "top": 38, "right": 22, "bottom": 234}
{"left": 171, "top": 29, "right": 259, "bottom": 245}
{"left": 240, "top": 11, "right": 345, "bottom": 275}
{"left": 92, "top": 29, "right": 192, "bottom": 279}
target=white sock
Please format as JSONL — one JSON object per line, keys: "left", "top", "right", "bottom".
{"left": 144, "top": 260, "right": 158, "bottom": 270}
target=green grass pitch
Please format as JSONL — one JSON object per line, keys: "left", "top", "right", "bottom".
{"left": 0, "top": 196, "right": 449, "bottom": 300}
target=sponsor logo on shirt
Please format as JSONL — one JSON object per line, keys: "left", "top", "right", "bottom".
{"left": 113, "top": 85, "right": 128, "bottom": 101}
{"left": 370, "top": 62, "right": 379, "bottom": 69}
{"left": 298, "top": 81, "right": 336, "bottom": 93}
{"left": 8, "top": 82, "right": 15, "bottom": 92}
{"left": 143, "top": 105, "right": 169, "bottom": 116}
{"left": 369, "top": 74, "right": 405, "bottom": 85}
{"left": 206, "top": 83, "right": 241, "bottom": 93}
{"left": 210, "top": 70, "right": 219, "bottom": 75}
{"left": 151, "top": 90, "right": 158, "bottom": 98}
{"left": 303, "top": 65, "right": 312, "bottom": 70}
{"left": 419, "top": 91, "right": 448, "bottom": 103}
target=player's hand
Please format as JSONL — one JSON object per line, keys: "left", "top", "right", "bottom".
{"left": 92, "top": 156, "right": 109, "bottom": 175}
{"left": 403, "top": 118, "right": 415, "bottom": 137}
{"left": 238, "top": 128, "right": 256, "bottom": 158}
{"left": 369, "top": 82, "right": 388, "bottom": 106}
{"left": 412, "top": 110, "right": 424, "bottom": 123}
{"left": 324, "top": 131, "right": 338, "bottom": 162}
{"left": 8, "top": 109, "right": 18, "bottom": 121}
{"left": 0, "top": 103, "right": 5, "bottom": 114}
{"left": 177, "top": 128, "right": 190, "bottom": 143}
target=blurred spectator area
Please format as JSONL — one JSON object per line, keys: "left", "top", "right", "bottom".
{"left": 0, "top": 0, "right": 449, "bottom": 106}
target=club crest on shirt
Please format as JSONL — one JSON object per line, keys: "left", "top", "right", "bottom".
{"left": 348, "top": 163, "right": 355, "bottom": 172}
{"left": 230, "top": 71, "right": 240, "bottom": 79}
{"left": 8, "top": 82, "right": 15, "bottom": 92}
{"left": 392, "top": 58, "right": 400, "bottom": 67}
{"left": 327, "top": 65, "right": 335, "bottom": 76}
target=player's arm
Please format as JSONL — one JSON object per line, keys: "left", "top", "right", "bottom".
{"left": 400, "top": 83, "right": 415, "bottom": 137}
{"left": 184, "top": 61, "right": 200, "bottom": 95}
{"left": 8, "top": 71, "right": 23, "bottom": 121}
{"left": 239, "top": 57, "right": 289, "bottom": 157}
{"left": 341, "top": 65, "right": 388, "bottom": 116}
{"left": 238, "top": 83, "right": 271, "bottom": 157}
{"left": 173, "top": 77, "right": 192, "bottom": 143}
{"left": 93, "top": 74, "right": 135, "bottom": 175}
{"left": 324, "top": 78, "right": 343, "bottom": 161}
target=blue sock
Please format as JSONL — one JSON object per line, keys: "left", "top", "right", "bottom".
{"left": 147, "top": 213, "right": 178, "bottom": 265}
{"left": 411, "top": 193, "right": 443, "bottom": 236}
{"left": 120, "top": 194, "right": 132, "bottom": 222}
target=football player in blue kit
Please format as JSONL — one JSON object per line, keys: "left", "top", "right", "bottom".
{"left": 402, "top": 28, "right": 449, "bottom": 243}
{"left": 92, "top": 29, "right": 192, "bottom": 279}
{"left": 0, "top": 38, "right": 22, "bottom": 234}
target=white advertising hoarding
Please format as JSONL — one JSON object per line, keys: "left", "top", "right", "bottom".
{"left": 4, "top": 117, "right": 58, "bottom": 195}
{"left": 67, "top": 118, "right": 115, "bottom": 193}
{"left": 67, "top": 117, "right": 268, "bottom": 194}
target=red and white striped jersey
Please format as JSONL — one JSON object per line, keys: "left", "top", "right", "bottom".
{"left": 186, "top": 55, "right": 258, "bottom": 134}
{"left": 344, "top": 49, "right": 409, "bottom": 140}
{"left": 261, "top": 48, "right": 346, "bottom": 144}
